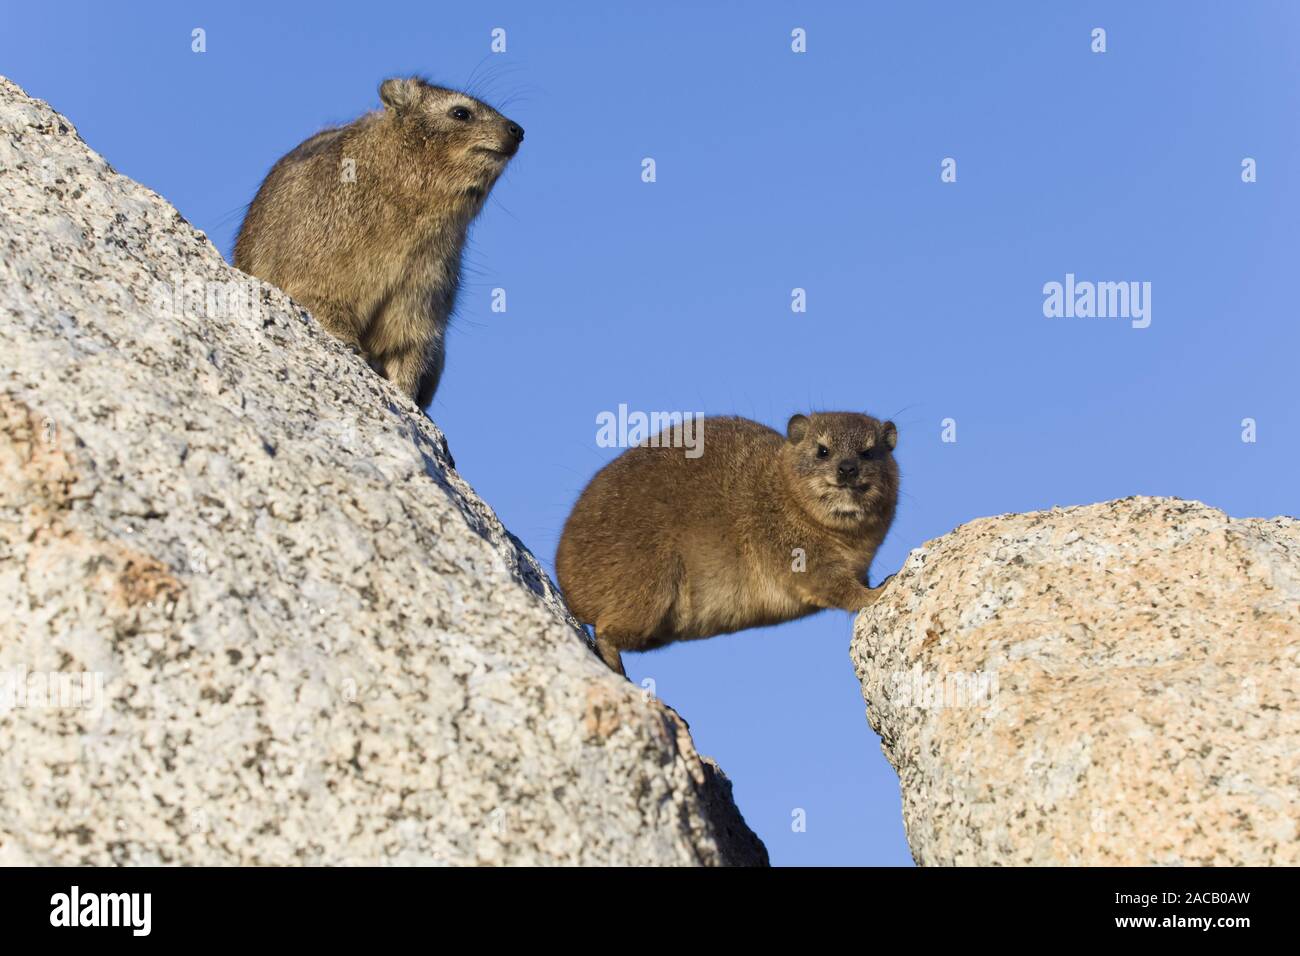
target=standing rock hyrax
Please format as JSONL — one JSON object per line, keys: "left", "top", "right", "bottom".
{"left": 556, "top": 412, "right": 900, "bottom": 675}
{"left": 234, "top": 76, "right": 524, "bottom": 407}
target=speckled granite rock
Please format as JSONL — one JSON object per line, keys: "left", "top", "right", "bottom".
{"left": 0, "top": 76, "right": 766, "bottom": 866}
{"left": 853, "top": 496, "right": 1299, "bottom": 866}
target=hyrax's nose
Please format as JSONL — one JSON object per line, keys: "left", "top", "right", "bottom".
{"left": 505, "top": 121, "right": 524, "bottom": 143}
{"left": 837, "top": 459, "right": 859, "bottom": 480}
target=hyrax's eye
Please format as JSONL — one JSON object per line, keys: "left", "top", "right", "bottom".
{"left": 449, "top": 106, "right": 473, "bottom": 121}
{"left": 816, "top": 445, "right": 829, "bottom": 459}
{"left": 859, "top": 449, "right": 873, "bottom": 460}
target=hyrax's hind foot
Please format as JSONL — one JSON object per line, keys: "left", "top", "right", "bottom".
{"left": 594, "top": 632, "right": 626, "bottom": 677}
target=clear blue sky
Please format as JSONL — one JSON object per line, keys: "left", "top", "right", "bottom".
{"left": 4, "top": 1, "right": 1296, "bottom": 866}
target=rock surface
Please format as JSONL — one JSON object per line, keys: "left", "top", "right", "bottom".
{"left": 853, "top": 496, "right": 1299, "bottom": 865}
{"left": 0, "top": 76, "right": 766, "bottom": 866}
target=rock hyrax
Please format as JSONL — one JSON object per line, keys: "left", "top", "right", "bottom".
{"left": 556, "top": 412, "right": 900, "bottom": 675}
{"left": 234, "top": 76, "right": 524, "bottom": 407}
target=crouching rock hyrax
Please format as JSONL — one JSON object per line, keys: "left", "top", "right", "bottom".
{"left": 234, "top": 76, "right": 524, "bottom": 407}
{"left": 556, "top": 412, "right": 900, "bottom": 675}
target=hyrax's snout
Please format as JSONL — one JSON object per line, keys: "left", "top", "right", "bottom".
{"left": 499, "top": 120, "right": 525, "bottom": 155}
{"left": 837, "top": 459, "right": 860, "bottom": 481}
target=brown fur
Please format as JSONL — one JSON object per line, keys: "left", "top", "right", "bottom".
{"left": 556, "top": 412, "right": 900, "bottom": 675}
{"left": 234, "top": 77, "right": 523, "bottom": 406}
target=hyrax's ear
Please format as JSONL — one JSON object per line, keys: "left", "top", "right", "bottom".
{"left": 881, "top": 421, "right": 898, "bottom": 450}
{"left": 379, "top": 77, "right": 421, "bottom": 115}
{"left": 786, "top": 414, "right": 811, "bottom": 443}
